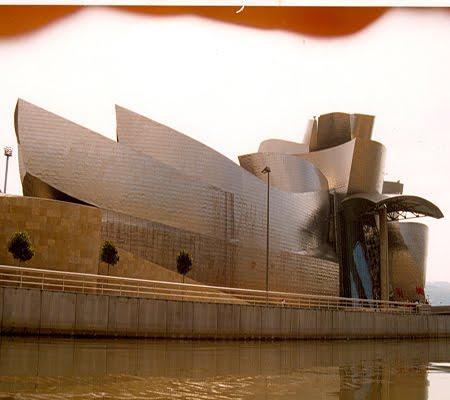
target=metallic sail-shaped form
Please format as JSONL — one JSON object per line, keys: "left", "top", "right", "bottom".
{"left": 14, "top": 99, "right": 442, "bottom": 301}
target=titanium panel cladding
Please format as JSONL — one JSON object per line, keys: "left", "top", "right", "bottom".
{"left": 348, "top": 139, "right": 386, "bottom": 194}
{"left": 16, "top": 99, "right": 338, "bottom": 296}
{"left": 350, "top": 114, "right": 375, "bottom": 140}
{"left": 238, "top": 152, "right": 328, "bottom": 193}
{"left": 389, "top": 222, "right": 428, "bottom": 300}
{"left": 296, "top": 138, "right": 386, "bottom": 194}
{"left": 312, "top": 112, "right": 375, "bottom": 150}
{"left": 115, "top": 105, "right": 260, "bottom": 195}
{"left": 316, "top": 112, "right": 352, "bottom": 151}
{"left": 295, "top": 139, "right": 356, "bottom": 193}
{"left": 258, "top": 139, "right": 309, "bottom": 155}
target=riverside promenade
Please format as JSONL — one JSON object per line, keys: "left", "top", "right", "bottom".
{"left": 0, "top": 265, "right": 449, "bottom": 340}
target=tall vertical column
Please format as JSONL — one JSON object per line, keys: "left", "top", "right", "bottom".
{"left": 332, "top": 191, "right": 344, "bottom": 297}
{"left": 379, "top": 205, "right": 389, "bottom": 301}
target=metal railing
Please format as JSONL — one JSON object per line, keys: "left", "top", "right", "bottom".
{"left": 0, "top": 265, "right": 418, "bottom": 313}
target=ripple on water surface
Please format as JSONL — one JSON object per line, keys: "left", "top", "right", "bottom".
{"left": 0, "top": 337, "right": 449, "bottom": 399}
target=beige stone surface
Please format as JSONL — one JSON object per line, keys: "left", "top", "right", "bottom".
{"left": 0, "top": 195, "right": 101, "bottom": 273}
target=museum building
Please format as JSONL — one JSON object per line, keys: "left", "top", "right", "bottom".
{"left": 0, "top": 99, "right": 443, "bottom": 302}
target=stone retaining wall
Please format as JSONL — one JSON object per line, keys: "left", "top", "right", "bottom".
{"left": 1, "top": 287, "right": 449, "bottom": 339}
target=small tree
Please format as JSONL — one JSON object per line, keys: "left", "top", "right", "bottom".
{"left": 7, "top": 231, "right": 35, "bottom": 267}
{"left": 176, "top": 250, "right": 192, "bottom": 283}
{"left": 100, "top": 241, "right": 119, "bottom": 275}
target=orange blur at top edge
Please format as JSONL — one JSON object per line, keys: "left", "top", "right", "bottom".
{"left": 0, "top": 6, "right": 389, "bottom": 38}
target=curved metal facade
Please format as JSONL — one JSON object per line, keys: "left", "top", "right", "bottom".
{"left": 16, "top": 99, "right": 339, "bottom": 296}
{"left": 350, "top": 114, "right": 375, "bottom": 140}
{"left": 296, "top": 138, "right": 386, "bottom": 194}
{"left": 295, "top": 139, "right": 355, "bottom": 193}
{"left": 309, "top": 112, "right": 375, "bottom": 151}
{"left": 238, "top": 152, "right": 328, "bottom": 193}
{"left": 347, "top": 139, "right": 386, "bottom": 194}
{"left": 258, "top": 139, "right": 309, "bottom": 154}
{"left": 115, "top": 105, "right": 254, "bottom": 195}
{"left": 389, "top": 222, "right": 428, "bottom": 301}
{"left": 316, "top": 112, "right": 352, "bottom": 151}
{"left": 14, "top": 99, "right": 441, "bottom": 302}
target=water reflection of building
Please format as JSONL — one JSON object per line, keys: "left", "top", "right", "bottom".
{"left": 0, "top": 338, "right": 443, "bottom": 399}
{"left": 7, "top": 100, "right": 443, "bottom": 301}
{"left": 339, "top": 363, "right": 428, "bottom": 400}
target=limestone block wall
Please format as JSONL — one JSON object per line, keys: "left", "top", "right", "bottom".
{"left": 0, "top": 196, "right": 210, "bottom": 285}
{"left": 0, "top": 195, "right": 101, "bottom": 273}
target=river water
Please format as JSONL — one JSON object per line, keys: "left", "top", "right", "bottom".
{"left": 0, "top": 337, "right": 449, "bottom": 399}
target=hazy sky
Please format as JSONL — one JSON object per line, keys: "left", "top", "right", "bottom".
{"left": 0, "top": 7, "right": 449, "bottom": 281}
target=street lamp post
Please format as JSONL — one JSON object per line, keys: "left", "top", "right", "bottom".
{"left": 3, "top": 147, "right": 12, "bottom": 194}
{"left": 261, "top": 166, "right": 271, "bottom": 302}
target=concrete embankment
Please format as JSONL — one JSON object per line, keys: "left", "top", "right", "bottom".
{"left": 1, "top": 287, "right": 449, "bottom": 339}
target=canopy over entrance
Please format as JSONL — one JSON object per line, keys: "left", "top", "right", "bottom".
{"left": 342, "top": 193, "right": 444, "bottom": 221}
